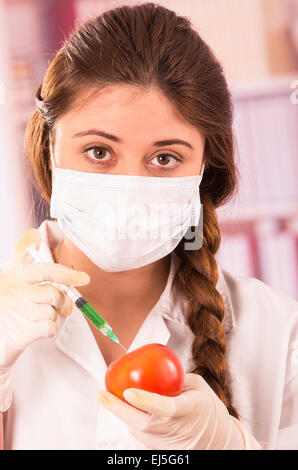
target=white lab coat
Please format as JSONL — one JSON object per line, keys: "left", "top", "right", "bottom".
{"left": 2, "top": 219, "right": 298, "bottom": 450}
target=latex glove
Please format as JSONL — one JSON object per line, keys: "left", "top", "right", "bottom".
{"left": 98, "top": 372, "right": 262, "bottom": 450}
{"left": 0, "top": 228, "right": 90, "bottom": 411}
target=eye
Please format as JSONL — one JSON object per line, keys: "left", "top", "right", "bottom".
{"left": 149, "top": 153, "right": 181, "bottom": 169}
{"left": 84, "top": 146, "right": 111, "bottom": 162}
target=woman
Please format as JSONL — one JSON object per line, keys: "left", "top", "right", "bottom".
{"left": 0, "top": 3, "right": 297, "bottom": 450}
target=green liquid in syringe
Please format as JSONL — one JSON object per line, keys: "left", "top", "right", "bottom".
{"left": 77, "top": 298, "right": 106, "bottom": 330}
{"left": 75, "top": 297, "right": 128, "bottom": 352}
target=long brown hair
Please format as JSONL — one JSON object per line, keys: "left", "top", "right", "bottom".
{"left": 24, "top": 2, "right": 240, "bottom": 418}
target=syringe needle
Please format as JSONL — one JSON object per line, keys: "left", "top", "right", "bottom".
{"left": 26, "top": 244, "right": 127, "bottom": 351}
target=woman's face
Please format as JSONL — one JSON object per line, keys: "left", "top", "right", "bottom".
{"left": 50, "top": 84, "right": 205, "bottom": 177}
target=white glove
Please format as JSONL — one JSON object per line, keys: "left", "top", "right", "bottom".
{"left": 0, "top": 228, "right": 90, "bottom": 411}
{"left": 98, "top": 372, "right": 262, "bottom": 450}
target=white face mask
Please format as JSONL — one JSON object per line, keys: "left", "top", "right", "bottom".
{"left": 50, "top": 165, "right": 204, "bottom": 272}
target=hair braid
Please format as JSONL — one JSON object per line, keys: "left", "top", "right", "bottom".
{"left": 174, "top": 193, "right": 239, "bottom": 419}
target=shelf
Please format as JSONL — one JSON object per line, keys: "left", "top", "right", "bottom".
{"left": 216, "top": 202, "right": 298, "bottom": 225}
{"left": 229, "top": 72, "right": 298, "bottom": 100}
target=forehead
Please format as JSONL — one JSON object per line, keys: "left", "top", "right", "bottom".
{"left": 54, "top": 84, "right": 198, "bottom": 137}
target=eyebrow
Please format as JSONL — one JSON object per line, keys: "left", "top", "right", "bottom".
{"left": 73, "top": 129, "right": 194, "bottom": 150}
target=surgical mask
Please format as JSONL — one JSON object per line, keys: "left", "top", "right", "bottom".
{"left": 50, "top": 165, "right": 204, "bottom": 272}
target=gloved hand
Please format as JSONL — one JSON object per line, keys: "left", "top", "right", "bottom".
{"left": 98, "top": 372, "right": 262, "bottom": 450}
{"left": 0, "top": 228, "right": 90, "bottom": 411}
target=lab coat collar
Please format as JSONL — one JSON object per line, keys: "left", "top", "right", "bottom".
{"left": 37, "top": 220, "right": 235, "bottom": 385}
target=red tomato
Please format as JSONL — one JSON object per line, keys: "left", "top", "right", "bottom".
{"left": 105, "top": 343, "right": 185, "bottom": 405}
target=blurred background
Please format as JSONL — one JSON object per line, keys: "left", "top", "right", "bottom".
{"left": 0, "top": 0, "right": 297, "bottom": 299}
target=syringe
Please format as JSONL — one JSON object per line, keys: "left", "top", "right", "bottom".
{"left": 26, "top": 245, "right": 128, "bottom": 353}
